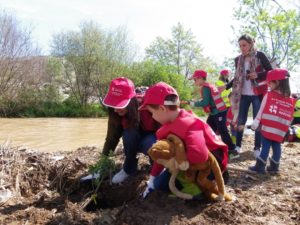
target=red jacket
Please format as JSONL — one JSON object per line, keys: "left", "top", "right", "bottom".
{"left": 261, "top": 91, "right": 295, "bottom": 142}
{"left": 253, "top": 64, "right": 268, "bottom": 96}
{"left": 150, "top": 109, "right": 228, "bottom": 176}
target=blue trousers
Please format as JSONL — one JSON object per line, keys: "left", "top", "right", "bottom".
{"left": 122, "top": 129, "right": 156, "bottom": 174}
{"left": 153, "top": 169, "right": 180, "bottom": 192}
{"left": 259, "top": 135, "right": 281, "bottom": 162}
{"left": 236, "top": 95, "right": 261, "bottom": 149}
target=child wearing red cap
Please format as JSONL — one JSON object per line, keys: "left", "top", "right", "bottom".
{"left": 189, "top": 70, "right": 239, "bottom": 160}
{"left": 140, "top": 82, "right": 229, "bottom": 198}
{"left": 101, "top": 77, "right": 159, "bottom": 184}
{"left": 249, "top": 69, "right": 295, "bottom": 173}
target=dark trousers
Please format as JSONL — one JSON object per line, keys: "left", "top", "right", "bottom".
{"left": 292, "top": 117, "right": 300, "bottom": 125}
{"left": 207, "top": 110, "right": 235, "bottom": 151}
{"left": 122, "top": 128, "right": 156, "bottom": 174}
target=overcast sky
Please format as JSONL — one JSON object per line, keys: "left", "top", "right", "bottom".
{"left": 1, "top": 0, "right": 243, "bottom": 63}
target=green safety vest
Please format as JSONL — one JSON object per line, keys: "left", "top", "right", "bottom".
{"left": 294, "top": 99, "right": 300, "bottom": 118}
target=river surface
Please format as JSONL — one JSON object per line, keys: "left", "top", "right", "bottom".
{"left": 0, "top": 117, "right": 255, "bottom": 153}
{"left": 0, "top": 118, "right": 108, "bottom": 152}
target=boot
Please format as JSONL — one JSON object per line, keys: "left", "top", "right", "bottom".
{"left": 248, "top": 157, "right": 266, "bottom": 174}
{"left": 267, "top": 158, "right": 280, "bottom": 173}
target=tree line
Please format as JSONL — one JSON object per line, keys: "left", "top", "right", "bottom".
{"left": 0, "top": 0, "right": 299, "bottom": 117}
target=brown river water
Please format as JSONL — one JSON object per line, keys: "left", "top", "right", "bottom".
{"left": 0, "top": 118, "right": 108, "bottom": 152}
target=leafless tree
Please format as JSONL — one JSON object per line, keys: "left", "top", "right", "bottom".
{"left": 0, "top": 10, "right": 42, "bottom": 116}
{"left": 0, "top": 10, "right": 40, "bottom": 99}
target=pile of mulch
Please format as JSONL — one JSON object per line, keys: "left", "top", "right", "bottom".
{"left": 0, "top": 135, "right": 299, "bottom": 225}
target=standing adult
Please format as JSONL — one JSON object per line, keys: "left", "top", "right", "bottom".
{"left": 230, "top": 34, "right": 273, "bottom": 157}
{"left": 101, "top": 77, "right": 159, "bottom": 184}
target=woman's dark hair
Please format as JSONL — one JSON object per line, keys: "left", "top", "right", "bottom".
{"left": 238, "top": 34, "right": 255, "bottom": 45}
{"left": 124, "top": 97, "right": 139, "bottom": 128}
{"left": 274, "top": 73, "right": 291, "bottom": 97}
{"left": 109, "top": 97, "right": 140, "bottom": 129}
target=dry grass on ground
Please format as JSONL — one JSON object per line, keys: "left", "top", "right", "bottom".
{"left": 0, "top": 135, "right": 299, "bottom": 225}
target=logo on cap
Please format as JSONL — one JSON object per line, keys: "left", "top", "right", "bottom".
{"left": 102, "top": 77, "right": 136, "bottom": 109}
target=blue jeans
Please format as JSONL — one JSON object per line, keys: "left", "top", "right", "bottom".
{"left": 236, "top": 95, "right": 261, "bottom": 149}
{"left": 259, "top": 135, "right": 281, "bottom": 162}
{"left": 122, "top": 129, "right": 156, "bottom": 174}
{"left": 154, "top": 169, "right": 173, "bottom": 191}
{"left": 153, "top": 169, "right": 186, "bottom": 192}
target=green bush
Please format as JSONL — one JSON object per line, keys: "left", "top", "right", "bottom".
{"left": 0, "top": 97, "right": 108, "bottom": 118}
{"left": 27, "top": 102, "right": 107, "bottom": 117}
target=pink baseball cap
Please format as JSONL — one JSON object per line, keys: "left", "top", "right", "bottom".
{"left": 267, "top": 68, "right": 288, "bottom": 81}
{"left": 139, "top": 82, "right": 179, "bottom": 110}
{"left": 220, "top": 69, "right": 230, "bottom": 76}
{"left": 102, "top": 77, "right": 136, "bottom": 109}
{"left": 189, "top": 70, "right": 207, "bottom": 80}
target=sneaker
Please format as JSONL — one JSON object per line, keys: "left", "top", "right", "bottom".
{"left": 235, "top": 146, "right": 241, "bottom": 153}
{"left": 80, "top": 172, "right": 100, "bottom": 182}
{"left": 229, "top": 150, "right": 240, "bottom": 160}
{"left": 112, "top": 169, "right": 129, "bottom": 184}
{"left": 253, "top": 148, "right": 261, "bottom": 158}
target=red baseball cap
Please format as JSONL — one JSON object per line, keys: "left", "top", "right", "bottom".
{"left": 139, "top": 82, "right": 179, "bottom": 110}
{"left": 267, "top": 68, "right": 288, "bottom": 81}
{"left": 220, "top": 69, "right": 230, "bottom": 76}
{"left": 102, "top": 77, "right": 136, "bottom": 109}
{"left": 189, "top": 70, "right": 207, "bottom": 80}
